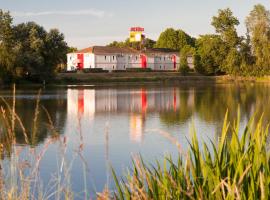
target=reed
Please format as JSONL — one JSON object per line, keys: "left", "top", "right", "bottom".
{"left": 111, "top": 112, "right": 270, "bottom": 199}
{"left": 0, "top": 86, "right": 85, "bottom": 200}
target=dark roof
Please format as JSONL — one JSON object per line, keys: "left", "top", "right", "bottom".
{"left": 75, "top": 46, "right": 139, "bottom": 54}
{"left": 74, "top": 46, "right": 179, "bottom": 55}
{"left": 142, "top": 48, "right": 179, "bottom": 55}
{"left": 76, "top": 47, "right": 93, "bottom": 53}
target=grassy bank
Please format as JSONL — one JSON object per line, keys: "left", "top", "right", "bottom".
{"left": 55, "top": 72, "right": 270, "bottom": 85}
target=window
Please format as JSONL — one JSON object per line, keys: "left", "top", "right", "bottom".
{"left": 124, "top": 65, "right": 125, "bottom": 69}
{"left": 160, "top": 66, "right": 161, "bottom": 69}
{"left": 113, "top": 56, "right": 115, "bottom": 60}
{"left": 105, "top": 56, "right": 107, "bottom": 60}
{"left": 164, "top": 57, "right": 165, "bottom": 61}
{"left": 113, "top": 65, "right": 115, "bottom": 69}
{"left": 136, "top": 56, "right": 138, "bottom": 60}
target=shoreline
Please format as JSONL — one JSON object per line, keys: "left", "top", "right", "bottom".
{"left": 2, "top": 73, "right": 270, "bottom": 88}
{"left": 55, "top": 72, "right": 270, "bottom": 85}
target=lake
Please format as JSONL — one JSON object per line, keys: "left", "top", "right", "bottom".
{"left": 0, "top": 83, "right": 269, "bottom": 199}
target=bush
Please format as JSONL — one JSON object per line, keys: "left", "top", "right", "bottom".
{"left": 179, "top": 63, "right": 189, "bottom": 75}
{"left": 126, "top": 68, "right": 152, "bottom": 72}
{"left": 111, "top": 70, "right": 127, "bottom": 73}
{"left": 82, "top": 68, "right": 108, "bottom": 73}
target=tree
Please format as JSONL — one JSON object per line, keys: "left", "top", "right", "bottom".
{"left": 211, "top": 8, "right": 241, "bottom": 74}
{"left": 195, "top": 35, "right": 226, "bottom": 75}
{"left": 108, "top": 38, "right": 156, "bottom": 50}
{"left": 179, "top": 45, "right": 195, "bottom": 73}
{"left": 212, "top": 8, "right": 240, "bottom": 47}
{"left": 0, "top": 10, "right": 17, "bottom": 80}
{"left": 0, "top": 10, "right": 68, "bottom": 82}
{"left": 246, "top": 4, "right": 270, "bottom": 72}
{"left": 155, "top": 28, "right": 195, "bottom": 51}
{"left": 143, "top": 38, "right": 156, "bottom": 49}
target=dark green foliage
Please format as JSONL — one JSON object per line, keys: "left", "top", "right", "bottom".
{"left": 196, "top": 5, "right": 270, "bottom": 76}
{"left": 195, "top": 35, "right": 226, "bottom": 75}
{"left": 0, "top": 10, "right": 68, "bottom": 82}
{"left": 126, "top": 68, "right": 152, "bottom": 72}
{"left": 108, "top": 38, "right": 156, "bottom": 50}
{"left": 179, "top": 45, "right": 195, "bottom": 74}
{"left": 246, "top": 4, "right": 270, "bottom": 73}
{"left": 82, "top": 68, "right": 108, "bottom": 73}
{"left": 155, "top": 28, "right": 195, "bottom": 51}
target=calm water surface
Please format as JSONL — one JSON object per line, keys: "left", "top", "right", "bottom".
{"left": 1, "top": 83, "right": 269, "bottom": 198}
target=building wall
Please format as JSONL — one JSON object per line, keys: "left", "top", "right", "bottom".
{"left": 84, "top": 53, "right": 95, "bottom": 69}
{"left": 95, "top": 54, "right": 117, "bottom": 71}
{"left": 66, "top": 52, "right": 182, "bottom": 71}
{"left": 67, "top": 53, "right": 78, "bottom": 71}
{"left": 152, "top": 54, "right": 179, "bottom": 71}
{"left": 128, "top": 54, "right": 142, "bottom": 68}
{"left": 116, "top": 54, "right": 128, "bottom": 70}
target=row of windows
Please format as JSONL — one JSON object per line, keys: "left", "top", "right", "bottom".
{"left": 69, "top": 55, "right": 176, "bottom": 62}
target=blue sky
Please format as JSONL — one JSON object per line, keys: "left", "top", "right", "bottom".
{"left": 1, "top": 0, "right": 270, "bottom": 48}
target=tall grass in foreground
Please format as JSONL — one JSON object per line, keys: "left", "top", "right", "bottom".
{"left": 0, "top": 86, "right": 85, "bottom": 200}
{"left": 110, "top": 112, "right": 270, "bottom": 200}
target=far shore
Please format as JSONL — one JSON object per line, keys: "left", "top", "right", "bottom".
{"left": 54, "top": 72, "right": 270, "bottom": 85}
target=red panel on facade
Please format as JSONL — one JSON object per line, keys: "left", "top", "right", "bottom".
{"left": 172, "top": 55, "right": 176, "bottom": 70}
{"left": 77, "top": 54, "right": 84, "bottom": 70}
{"left": 141, "top": 54, "right": 147, "bottom": 68}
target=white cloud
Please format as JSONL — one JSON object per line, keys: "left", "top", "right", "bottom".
{"left": 12, "top": 9, "right": 112, "bottom": 18}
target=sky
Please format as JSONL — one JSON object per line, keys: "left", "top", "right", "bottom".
{"left": 1, "top": 0, "right": 270, "bottom": 48}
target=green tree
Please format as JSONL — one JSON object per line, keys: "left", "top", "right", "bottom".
{"left": 143, "top": 38, "right": 156, "bottom": 49}
{"left": 155, "top": 28, "right": 195, "bottom": 51}
{"left": 108, "top": 38, "right": 156, "bottom": 50}
{"left": 212, "top": 8, "right": 240, "bottom": 47}
{"left": 0, "top": 10, "right": 68, "bottom": 82}
{"left": 211, "top": 8, "right": 241, "bottom": 74}
{"left": 246, "top": 4, "right": 270, "bottom": 72}
{"left": 0, "top": 10, "right": 17, "bottom": 80}
{"left": 179, "top": 45, "right": 195, "bottom": 73}
{"left": 195, "top": 35, "right": 226, "bottom": 75}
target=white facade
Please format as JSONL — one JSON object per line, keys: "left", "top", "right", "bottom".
{"left": 66, "top": 46, "right": 184, "bottom": 71}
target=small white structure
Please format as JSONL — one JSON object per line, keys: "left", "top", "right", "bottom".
{"left": 67, "top": 46, "right": 184, "bottom": 71}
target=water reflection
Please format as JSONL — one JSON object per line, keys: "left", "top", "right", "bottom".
{"left": 1, "top": 84, "right": 270, "bottom": 151}
{"left": 66, "top": 87, "right": 191, "bottom": 143}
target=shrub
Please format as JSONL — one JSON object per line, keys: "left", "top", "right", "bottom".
{"left": 82, "top": 68, "right": 108, "bottom": 73}
{"left": 126, "top": 68, "right": 152, "bottom": 72}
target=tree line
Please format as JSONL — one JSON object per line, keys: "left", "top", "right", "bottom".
{"left": 1, "top": 4, "right": 270, "bottom": 82}
{"left": 109, "top": 4, "right": 270, "bottom": 76}
{"left": 0, "top": 10, "right": 69, "bottom": 82}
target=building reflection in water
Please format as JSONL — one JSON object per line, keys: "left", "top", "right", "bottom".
{"left": 67, "top": 87, "right": 194, "bottom": 143}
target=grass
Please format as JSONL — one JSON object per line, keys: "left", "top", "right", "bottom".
{"left": 0, "top": 85, "right": 86, "bottom": 200}
{"left": 109, "top": 111, "right": 270, "bottom": 199}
